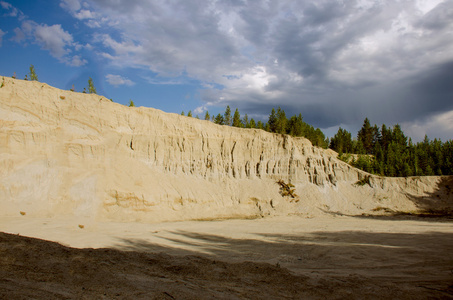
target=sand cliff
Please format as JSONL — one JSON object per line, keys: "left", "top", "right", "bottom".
{"left": 1, "top": 77, "right": 452, "bottom": 222}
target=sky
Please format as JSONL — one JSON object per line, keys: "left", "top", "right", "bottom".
{"left": 0, "top": 0, "right": 452, "bottom": 142}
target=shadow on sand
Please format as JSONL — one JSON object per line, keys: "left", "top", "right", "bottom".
{"left": 113, "top": 228, "right": 453, "bottom": 297}
{"left": 324, "top": 176, "right": 453, "bottom": 222}
{"left": 1, "top": 224, "right": 453, "bottom": 298}
{"left": 403, "top": 176, "right": 453, "bottom": 216}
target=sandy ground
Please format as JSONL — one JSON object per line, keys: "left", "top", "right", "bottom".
{"left": 1, "top": 215, "right": 453, "bottom": 299}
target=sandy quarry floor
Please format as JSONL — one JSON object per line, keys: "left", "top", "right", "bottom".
{"left": 1, "top": 215, "right": 453, "bottom": 299}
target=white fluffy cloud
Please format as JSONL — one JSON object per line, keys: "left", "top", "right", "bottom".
{"left": 5, "top": 2, "right": 87, "bottom": 67}
{"left": 105, "top": 74, "right": 134, "bottom": 87}
{"left": 34, "top": 24, "right": 73, "bottom": 58}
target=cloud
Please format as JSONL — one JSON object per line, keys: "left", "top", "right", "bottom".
{"left": 0, "top": 29, "right": 5, "bottom": 46}
{"left": 34, "top": 24, "right": 73, "bottom": 58}
{"left": 5, "top": 2, "right": 88, "bottom": 67}
{"left": 403, "top": 110, "right": 453, "bottom": 142}
{"left": 144, "top": 76, "right": 187, "bottom": 85}
{"left": 59, "top": 0, "right": 81, "bottom": 12}
{"left": 1, "top": 1, "right": 18, "bottom": 17}
{"left": 74, "top": 9, "right": 96, "bottom": 20}
{"left": 68, "top": 55, "right": 87, "bottom": 66}
{"left": 68, "top": 0, "right": 453, "bottom": 140}
{"left": 59, "top": 0, "right": 101, "bottom": 29}
{"left": 105, "top": 74, "right": 134, "bottom": 87}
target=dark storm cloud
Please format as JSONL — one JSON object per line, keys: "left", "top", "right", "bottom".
{"left": 418, "top": 1, "right": 453, "bottom": 30}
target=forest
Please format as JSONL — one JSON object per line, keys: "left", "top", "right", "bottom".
{"left": 183, "top": 107, "right": 453, "bottom": 177}
{"left": 330, "top": 118, "right": 453, "bottom": 177}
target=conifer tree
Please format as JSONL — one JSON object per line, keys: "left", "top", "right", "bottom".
{"left": 276, "top": 107, "right": 287, "bottom": 134}
{"left": 187, "top": 110, "right": 192, "bottom": 117}
{"left": 242, "top": 113, "right": 249, "bottom": 128}
{"left": 181, "top": 111, "right": 185, "bottom": 116}
{"left": 330, "top": 127, "right": 353, "bottom": 154}
{"left": 224, "top": 106, "right": 232, "bottom": 126}
{"left": 257, "top": 120, "right": 264, "bottom": 130}
{"left": 288, "top": 114, "right": 304, "bottom": 137}
{"left": 358, "top": 118, "right": 374, "bottom": 154}
{"left": 232, "top": 108, "right": 242, "bottom": 127}
{"left": 249, "top": 118, "right": 256, "bottom": 129}
{"left": 88, "top": 77, "right": 96, "bottom": 94}
{"left": 204, "top": 111, "right": 210, "bottom": 121}
{"left": 214, "top": 113, "right": 224, "bottom": 125}
{"left": 29, "top": 65, "right": 38, "bottom": 81}
{"left": 268, "top": 108, "right": 277, "bottom": 132}
{"left": 129, "top": 99, "right": 135, "bottom": 107}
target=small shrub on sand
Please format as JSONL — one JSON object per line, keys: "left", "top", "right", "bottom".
{"left": 277, "top": 180, "right": 298, "bottom": 199}
{"left": 78, "top": 224, "right": 84, "bottom": 229}
{"left": 20, "top": 211, "right": 26, "bottom": 216}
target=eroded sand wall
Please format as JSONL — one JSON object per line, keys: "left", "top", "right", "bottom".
{"left": 1, "top": 77, "right": 451, "bottom": 222}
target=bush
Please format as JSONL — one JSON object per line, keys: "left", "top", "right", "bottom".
{"left": 276, "top": 179, "right": 298, "bottom": 198}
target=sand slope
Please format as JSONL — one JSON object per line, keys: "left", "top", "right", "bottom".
{"left": 1, "top": 77, "right": 452, "bottom": 223}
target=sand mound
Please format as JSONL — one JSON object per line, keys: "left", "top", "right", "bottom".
{"left": 1, "top": 77, "right": 452, "bottom": 222}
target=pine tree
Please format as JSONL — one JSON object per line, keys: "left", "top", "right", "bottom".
{"left": 88, "top": 77, "right": 97, "bottom": 94}
{"left": 330, "top": 127, "right": 354, "bottom": 154}
{"left": 276, "top": 107, "right": 287, "bottom": 134}
{"left": 257, "top": 120, "right": 264, "bottom": 130}
{"left": 380, "top": 124, "right": 392, "bottom": 151}
{"left": 358, "top": 118, "right": 374, "bottom": 154}
{"left": 242, "top": 113, "right": 249, "bottom": 128}
{"left": 232, "top": 108, "right": 242, "bottom": 127}
{"left": 181, "top": 111, "right": 185, "bottom": 116}
{"left": 224, "top": 106, "right": 232, "bottom": 126}
{"left": 249, "top": 118, "right": 256, "bottom": 129}
{"left": 29, "top": 64, "right": 38, "bottom": 81}
{"left": 204, "top": 111, "right": 210, "bottom": 121}
{"left": 268, "top": 108, "right": 277, "bottom": 133}
{"left": 288, "top": 114, "right": 304, "bottom": 137}
{"left": 214, "top": 113, "right": 224, "bottom": 125}
{"left": 187, "top": 110, "right": 192, "bottom": 117}
{"left": 129, "top": 99, "right": 135, "bottom": 107}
